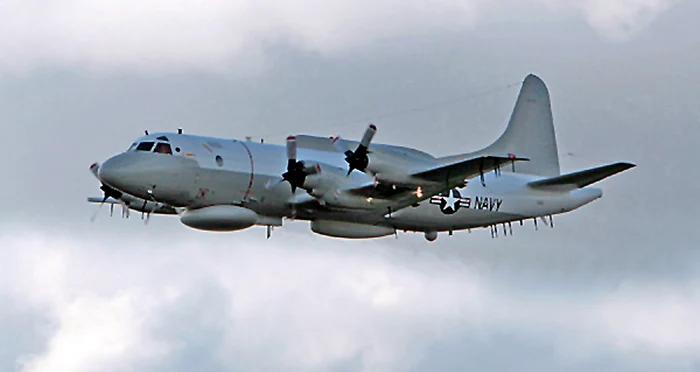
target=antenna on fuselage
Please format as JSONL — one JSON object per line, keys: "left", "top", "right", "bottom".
{"left": 145, "top": 130, "right": 149, "bottom": 135}
{"left": 178, "top": 128, "right": 183, "bottom": 134}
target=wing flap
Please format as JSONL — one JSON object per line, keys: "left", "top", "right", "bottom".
{"left": 528, "top": 162, "right": 635, "bottom": 190}
{"left": 413, "top": 155, "right": 528, "bottom": 183}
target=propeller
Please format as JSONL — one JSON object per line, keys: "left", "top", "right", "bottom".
{"left": 269, "top": 136, "right": 321, "bottom": 193}
{"left": 89, "top": 163, "right": 125, "bottom": 222}
{"left": 142, "top": 190, "right": 159, "bottom": 225}
{"left": 332, "top": 124, "right": 376, "bottom": 175}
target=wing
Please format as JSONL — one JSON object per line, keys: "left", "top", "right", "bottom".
{"left": 87, "top": 196, "right": 122, "bottom": 204}
{"left": 326, "top": 154, "right": 528, "bottom": 220}
{"left": 349, "top": 155, "right": 527, "bottom": 199}
{"left": 87, "top": 194, "right": 179, "bottom": 215}
{"left": 412, "top": 155, "right": 528, "bottom": 185}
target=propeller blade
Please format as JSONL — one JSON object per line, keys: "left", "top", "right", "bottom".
{"left": 285, "top": 136, "right": 298, "bottom": 191}
{"left": 359, "top": 124, "right": 376, "bottom": 149}
{"left": 145, "top": 202, "right": 158, "bottom": 225}
{"left": 141, "top": 199, "right": 148, "bottom": 220}
{"left": 286, "top": 136, "right": 297, "bottom": 165}
{"left": 121, "top": 201, "right": 130, "bottom": 218}
{"left": 331, "top": 136, "right": 352, "bottom": 156}
{"left": 90, "top": 196, "right": 108, "bottom": 222}
{"left": 265, "top": 178, "right": 284, "bottom": 190}
{"left": 335, "top": 124, "right": 377, "bottom": 176}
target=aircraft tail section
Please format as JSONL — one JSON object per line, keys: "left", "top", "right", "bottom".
{"left": 442, "top": 74, "right": 560, "bottom": 177}
{"left": 527, "top": 162, "right": 635, "bottom": 191}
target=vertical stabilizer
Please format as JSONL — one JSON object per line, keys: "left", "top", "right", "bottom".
{"left": 445, "top": 74, "right": 561, "bottom": 177}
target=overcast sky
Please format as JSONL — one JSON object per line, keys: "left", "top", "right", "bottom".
{"left": 1, "top": 0, "right": 699, "bottom": 371}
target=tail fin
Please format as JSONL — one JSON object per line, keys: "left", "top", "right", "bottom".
{"left": 444, "top": 74, "right": 560, "bottom": 177}
{"left": 485, "top": 74, "right": 559, "bottom": 176}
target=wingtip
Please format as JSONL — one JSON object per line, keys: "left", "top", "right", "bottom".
{"left": 615, "top": 162, "right": 636, "bottom": 169}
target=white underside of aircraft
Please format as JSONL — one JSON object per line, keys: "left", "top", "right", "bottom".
{"left": 88, "top": 74, "right": 634, "bottom": 242}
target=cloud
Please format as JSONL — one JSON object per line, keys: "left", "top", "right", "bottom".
{"left": 542, "top": 0, "right": 679, "bottom": 40}
{"left": 1, "top": 228, "right": 699, "bottom": 371}
{"left": 0, "top": 0, "right": 482, "bottom": 75}
{"left": 0, "top": 0, "right": 679, "bottom": 75}
{"left": 22, "top": 293, "right": 171, "bottom": 372}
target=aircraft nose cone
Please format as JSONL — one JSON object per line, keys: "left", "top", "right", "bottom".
{"left": 98, "top": 153, "right": 136, "bottom": 187}
{"left": 97, "top": 158, "right": 117, "bottom": 186}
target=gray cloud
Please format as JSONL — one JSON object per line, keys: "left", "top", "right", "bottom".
{"left": 541, "top": 0, "right": 681, "bottom": 40}
{"left": 2, "top": 229, "right": 699, "bottom": 371}
{"left": 0, "top": 0, "right": 682, "bottom": 74}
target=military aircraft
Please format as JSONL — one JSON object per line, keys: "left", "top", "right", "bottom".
{"left": 88, "top": 74, "right": 634, "bottom": 241}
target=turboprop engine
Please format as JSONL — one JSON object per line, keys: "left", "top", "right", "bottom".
{"left": 311, "top": 220, "right": 395, "bottom": 239}
{"left": 268, "top": 135, "right": 378, "bottom": 209}
{"left": 180, "top": 205, "right": 258, "bottom": 232}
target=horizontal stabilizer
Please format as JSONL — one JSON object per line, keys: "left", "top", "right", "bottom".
{"left": 528, "top": 162, "right": 635, "bottom": 190}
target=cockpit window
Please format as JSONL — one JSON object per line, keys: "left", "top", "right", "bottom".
{"left": 156, "top": 136, "right": 169, "bottom": 141}
{"left": 154, "top": 142, "right": 173, "bottom": 155}
{"left": 127, "top": 143, "right": 137, "bottom": 151}
{"left": 135, "top": 142, "right": 155, "bottom": 152}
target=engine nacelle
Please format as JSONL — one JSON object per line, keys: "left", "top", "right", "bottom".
{"left": 311, "top": 220, "right": 395, "bottom": 239}
{"left": 181, "top": 205, "right": 258, "bottom": 232}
